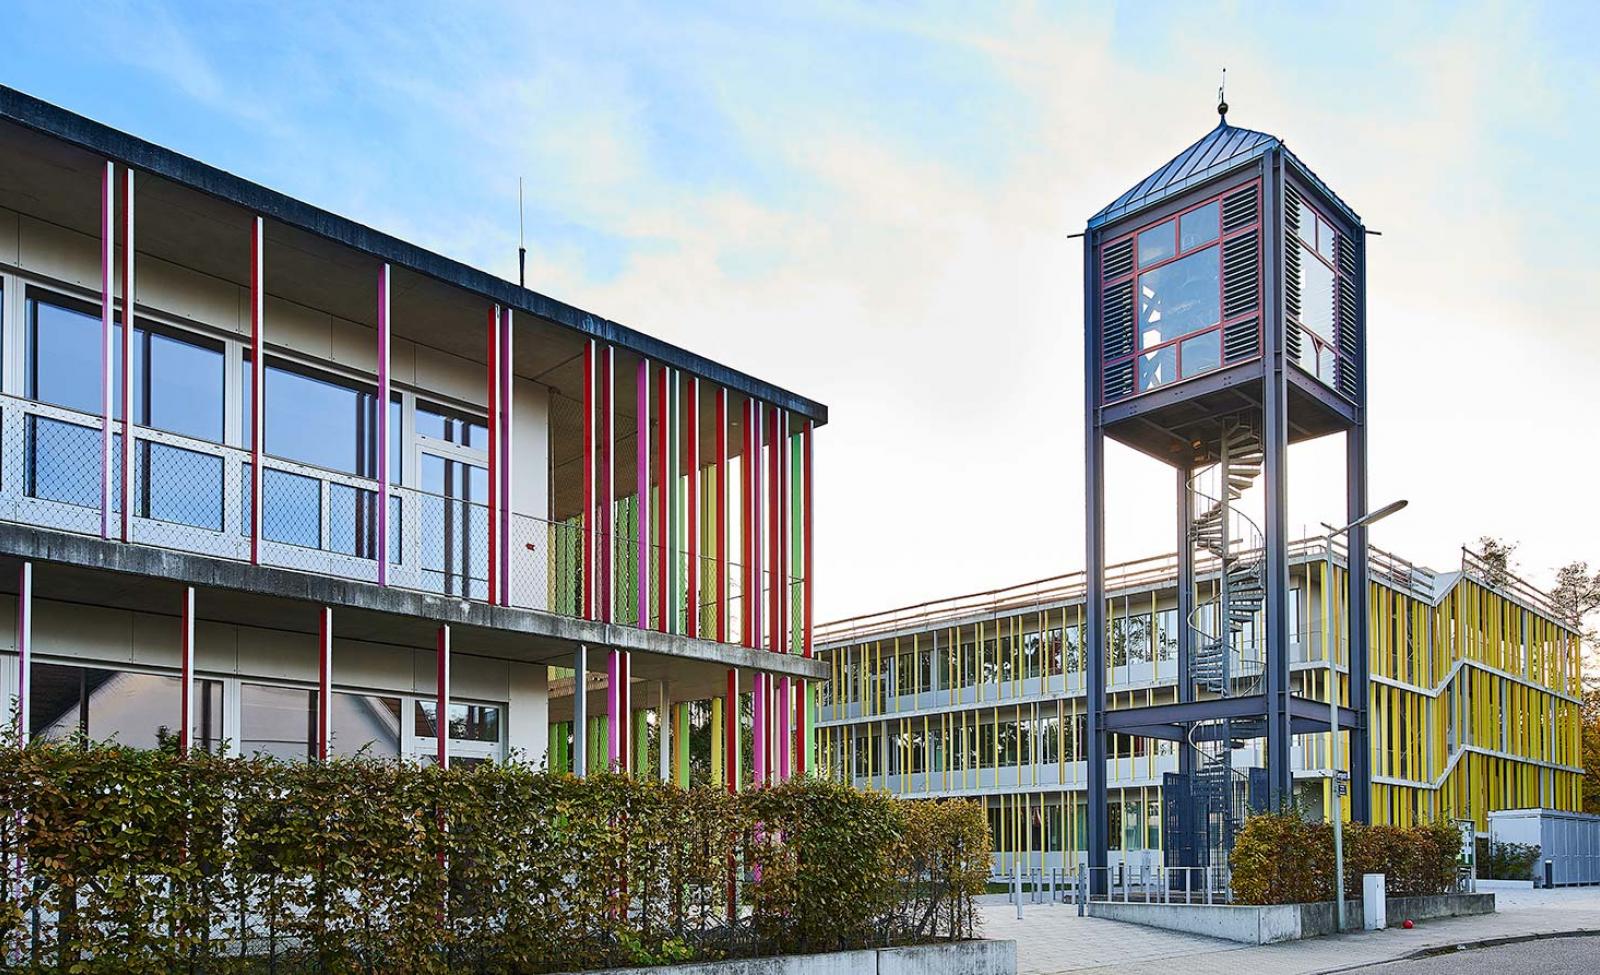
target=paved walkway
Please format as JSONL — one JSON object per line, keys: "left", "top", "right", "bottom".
{"left": 978, "top": 887, "right": 1600, "bottom": 975}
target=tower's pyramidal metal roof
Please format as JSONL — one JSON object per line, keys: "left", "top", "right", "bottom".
{"left": 1088, "top": 114, "right": 1361, "bottom": 231}
{"left": 1089, "top": 119, "right": 1278, "bottom": 229}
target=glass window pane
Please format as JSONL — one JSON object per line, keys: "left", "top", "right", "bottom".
{"left": 29, "top": 664, "right": 222, "bottom": 751}
{"left": 1138, "top": 345, "right": 1176, "bottom": 392}
{"left": 330, "top": 693, "right": 401, "bottom": 758}
{"left": 242, "top": 465, "right": 322, "bottom": 548}
{"left": 1316, "top": 216, "right": 1336, "bottom": 262}
{"left": 417, "top": 403, "right": 488, "bottom": 450}
{"left": 414, "top": 701, "right": 503, "bottom": 743}
{"left": 1137, "top": 220, "right": 1175, "bottom": 266}
{"left": 136, "top": 440, "right": 223, "bottom": 530}
{"left": 244, "top": 361, "right": 382, "bottom": 477}
{"left": 30, "top": 298, "right": 118, "bottom": 416}
{"left": 1296, "top": 243, "right": 1335, "bottom": 343}
{"left": 1179, "top": 201, "right": 1219, "bottom": 250}
{"left": 29, "top": 662, "right": 85, "bottom": 742}
{"left": 1139, "top": 247, "right": 1220, "bottom": 348}
{"left": 1180, "top": 330, "right": 1222, "bottom": 378}
{"left": 1297, "top": 198, "right": 1317, "bottom": 245}
{"left": 241, "top": 684, "right": 315, "bottom": 762}
{"left": 1317, "top": 344, "right": 1338, "bottom": 386}
{"left": 26, "top": 417, "right": 117, "bottom": 510}
{"left": 143, "top": 331, "right": 223, "bottom": 442}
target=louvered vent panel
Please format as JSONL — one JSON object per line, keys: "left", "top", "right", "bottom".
{"left": 1222, "top": 230, "right": 1258, "bottom": 319}
{"left": 1337, "top": 235, "right": 1359, "bottom": 398}
{"left": 1102, "top": 283, "right": 1135, "bottom": 361}
{"left": 1283, "top": 185, "right": 1303, "bottom": 366}
{"left": 1102, "top": 238, "right": 1133, "bottom": 281}
{"left": 1222, "top": 185, "right": 1258, "bottom": 233}
{"left": 1224, "top": 317, "right": 1258, "bottom": 363}
{"left": 1103, "top": 361, "right": 1135, "bottom": 402}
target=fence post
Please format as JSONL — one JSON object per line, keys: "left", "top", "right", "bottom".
{"left": 1013, "top": 859, "right": 1023, "bottom": 920}
{"left": 1077, "top": 864, "right": 1086, "bottom": 917}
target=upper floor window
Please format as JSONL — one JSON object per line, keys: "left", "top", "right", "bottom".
{"left": 1287, "top": 193, "right": 1344, "bottom": 388}
{"left": 244, "top": 357, "right": 399, "bottom": 482}
{"left": 416, "top": 401, "right": 487, "bottom": 450}
{"left": 1099, "top": 182, "right": 1261, "bottom": 402}
{"left": 27, "top": 294, "right": 224, "bottom": 443}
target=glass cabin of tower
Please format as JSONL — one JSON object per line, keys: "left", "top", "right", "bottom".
{"left": 1089, "top": 121, "right": 1365, "bottom": 454}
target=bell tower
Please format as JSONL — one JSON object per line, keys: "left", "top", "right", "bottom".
{"left": 1081, "top": 101, "right": 1371, "bottom": 876}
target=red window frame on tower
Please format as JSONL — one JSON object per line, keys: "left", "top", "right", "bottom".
{"left": 1100, "top": 178, "right": 1263, "bottom": 398}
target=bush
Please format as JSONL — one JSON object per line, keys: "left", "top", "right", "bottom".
{"left": 1232, "top": 813, "right": 1462, "bottom": 905}
{"left": 0, "top": 739, "right": 988, "bottom": 973}
{"left": 1478, "top": 839, "right": 1541, "bottom": 881}
{"left": 1230, "top": 811, "right": 1335, "bottom": 905}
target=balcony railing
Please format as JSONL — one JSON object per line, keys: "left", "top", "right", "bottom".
{"left": 0, "top": 393, "right": 801, "bottom": 639}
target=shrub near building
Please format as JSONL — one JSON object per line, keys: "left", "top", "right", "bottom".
{"left": 1231, "top": 812, "right": 1461, "bottom": 905}
{"left": 0, "top": 738, "right": 990, "bottom": 974}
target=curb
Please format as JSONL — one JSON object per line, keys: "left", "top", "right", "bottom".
{"left": 1311, "top": 928, "right": 1600, "bottom": 974}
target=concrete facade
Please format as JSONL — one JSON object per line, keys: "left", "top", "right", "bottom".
{"left": 0, "top": 88, "right": 825, "bottom": 775}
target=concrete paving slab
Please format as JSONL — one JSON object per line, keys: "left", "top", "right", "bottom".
{"left": 979, "top": 886, "right": 1600, "bottom": 975}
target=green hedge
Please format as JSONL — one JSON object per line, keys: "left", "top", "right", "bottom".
{"left": 0, "top": 739, "right": 988, "bottom": 974}
{"left": 1231, "top": 811, "right": 1462, "bottom": 905}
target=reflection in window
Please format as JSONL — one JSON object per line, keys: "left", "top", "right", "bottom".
{"left": 1137, "top": 221, "right": 1175, "bottom": 265}
{"left": 244, "top": 359, "right": 400, "bottom": 482}
{"left": 30, "top": 662, "right": 222, "bottom": 752}
{"left": 1138, "top": 345, "right": 1175, "bottom": 392}
{"left": 26, "top": 297, "right": 225, "bottom": 442}
{"left": 419, "top": 454, "right": 488, "bottom": 598}
{"left": 415, "top": 701, "right": 503, "bottom": 743}
{"left": 28, "top": 297, "right": 118, "bottom": 416}
{"left": 241, "top": 683, "right": 315, "bottom": 762}
{"left": 330, "top": 693, "right": 402, "bottom": 758}
{"left": 242, "top": 464, "right": 322, "bottom": 549}
{"left": 26, "top": 417, "right": 118, "bottom": 510}
{"left": 1139, "top": 247, "right": 1220, "bottom": 348}
{"left": 1180, "top": 331, "right": 1221, "bottom": 379}
{"left": 416, "top": 403, "right": 487, "bottom": 449}
{"left": 1180, "top": 201, "right": 1219, "bottom": 250}
{"left": 136, "top": 440, "right": 223, "bottom": 530}
{"left": 1296, "top": 243, "right": 1335, "bottom": 343}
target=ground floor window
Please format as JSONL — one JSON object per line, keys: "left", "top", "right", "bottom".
{"left": 29, "top": 662, "right": 222, "bottom": 752}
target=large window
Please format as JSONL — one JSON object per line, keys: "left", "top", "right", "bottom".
{"left": 331, "top": 692, "right": 402, "bottom": 759}
{"left": 1288, "top": 194, "right": 1344, "bottom": 388}
{"left": 27, "top": 295, "right": 224, "bottom": 441}
{"left": 243, "top": 357, "right": 400, "bottom": 481}
{"left": 1100, "top": 183, "right": 1261, "bottom": 401}
{"left": 240, "top": 683, "right": 315, "bottom": 762}
{"left": 29, "top": 662, "right": 223, "bottom": 752}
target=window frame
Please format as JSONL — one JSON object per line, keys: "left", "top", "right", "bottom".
{"left": 1286, "top": 189, "right": 1348, "bottom": 390}
{"left": 1100, "top": 178, "right": 1264, "bottom": 396}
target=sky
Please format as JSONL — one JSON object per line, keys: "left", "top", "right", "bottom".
{"left": 7, "top": 0, "right": 1599, "bottom": 626}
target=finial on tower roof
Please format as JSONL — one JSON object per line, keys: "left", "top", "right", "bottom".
{"left": 1217, "top": 67, "right": 1228, "bottom": 122}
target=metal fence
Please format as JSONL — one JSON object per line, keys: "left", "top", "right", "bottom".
{"left": 0, "top": 393, "right": 792, "bottom": 635}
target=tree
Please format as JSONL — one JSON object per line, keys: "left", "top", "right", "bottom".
{"left": 1473, "top": 536, "right": 1519, "bottom": 588}
{"left": 1550, "top": 561, "right": 1600, "bottom": 643}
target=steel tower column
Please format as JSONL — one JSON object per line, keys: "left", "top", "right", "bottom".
{"left": 1347, "top": 231, "right": 1373, "bottom": 824}
{"left": 1261, "top": 148, "right": 1293, "bottom": 809}
{"left": 1083, "top": 232, "right": 1109, "bottom": 890}
{"left": 1176, "top": 462, "right": 1195, "bottom": 781}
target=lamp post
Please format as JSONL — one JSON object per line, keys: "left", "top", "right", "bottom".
{"left": 1322, "top": 498, "right": 1406, "bottom": 932}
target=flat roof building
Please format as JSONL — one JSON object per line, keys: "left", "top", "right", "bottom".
{"left": 0, "top": 86, "right": 822, "bottom": 782}
{"left": 816, "top": 543, "right": 1584, "bottom": 874}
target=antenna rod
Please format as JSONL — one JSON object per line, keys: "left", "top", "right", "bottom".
{"left": 517, "top": 177, "right": 527, "bottom": 288}
{"left": 1217, "top": 67, "right": 1229, "bottom": 120}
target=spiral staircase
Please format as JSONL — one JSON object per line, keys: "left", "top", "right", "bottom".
{"left": 1185, "top": 422, "right": 1267, "bottom": 860}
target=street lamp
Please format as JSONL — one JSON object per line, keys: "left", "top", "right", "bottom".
{"left": 1322, "top": 499, "right": 1406, "bottom": 932}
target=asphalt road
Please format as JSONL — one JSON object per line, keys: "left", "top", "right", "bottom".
{"left": 1347, "top": 934, "right": 1600, "bottom": 974}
